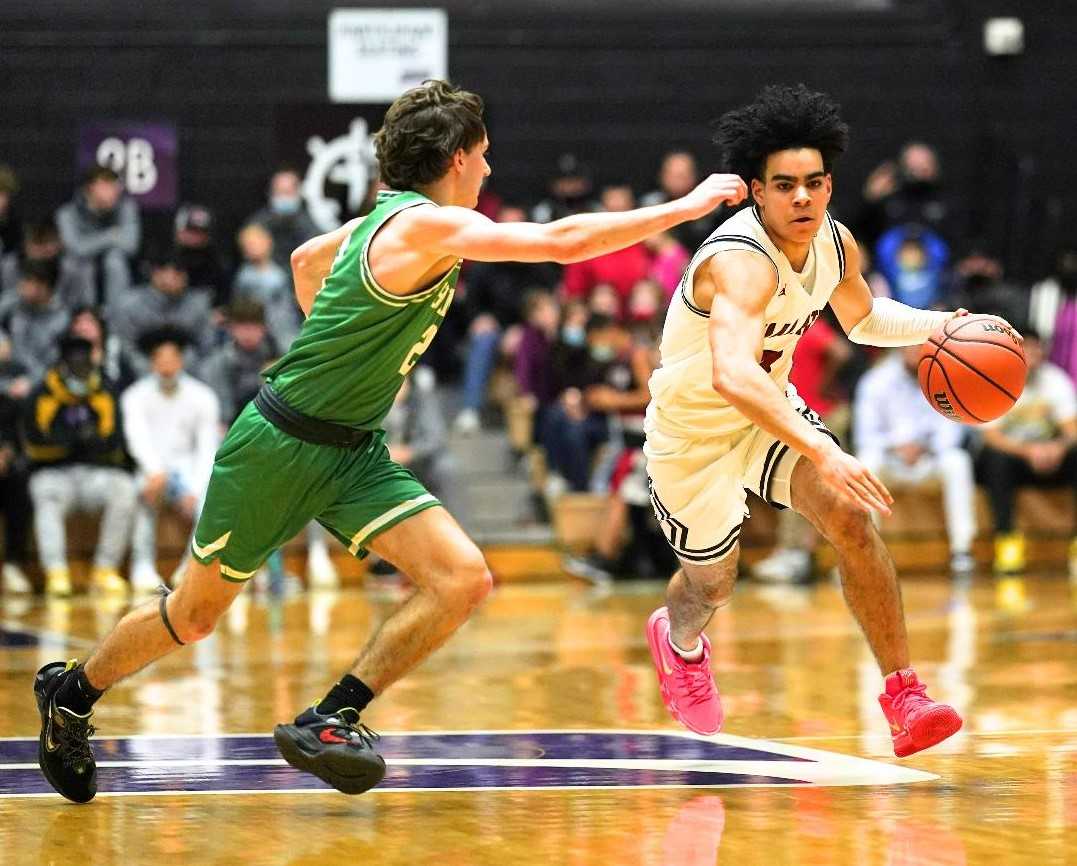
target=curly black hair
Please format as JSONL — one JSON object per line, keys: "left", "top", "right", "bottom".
{"left": 373, "top": 80, "right": 485, "bottom": 191}
{"left": 713, "top": 84, "right": 849, "bottom": 185}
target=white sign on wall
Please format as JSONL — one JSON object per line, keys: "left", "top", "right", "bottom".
{"left": 329, "top": 8, "right": 448, "bottom": 103}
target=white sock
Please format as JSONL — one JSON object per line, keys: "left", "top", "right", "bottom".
{"left": 668, "top": 633, "right": 704, "bottom": 663}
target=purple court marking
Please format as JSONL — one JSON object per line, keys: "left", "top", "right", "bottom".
{"left": 0, "top": 763, "right": 799, "bottom": 796}
{"left": 0, "top": 730, "right": 937, "bottom": 796}
{"left": 0, "top": 732, "right": 812, "bottom": 766}
{"left": 0, "top": 629, "right": 40, "bottom": 648}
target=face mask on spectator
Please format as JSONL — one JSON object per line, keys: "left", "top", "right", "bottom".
{"left": 561, "top": 325, "right": 585, "bottom": 347}
{"left": 270, "top": 195, "right": 301, "bottom": 215}
{"left": 590, "top": 344, "right": 615, "bottom": 362}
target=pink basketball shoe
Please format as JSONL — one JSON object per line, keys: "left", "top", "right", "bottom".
{"left": 879, "top": 669, "right": 963, "bottom": 757}
{"left": 646, "top": 607, "right": 723, "bottom": 736}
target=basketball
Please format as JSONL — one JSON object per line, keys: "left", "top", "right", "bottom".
{"left": 918, "top": 314, "right": 1027, "bottom": 424}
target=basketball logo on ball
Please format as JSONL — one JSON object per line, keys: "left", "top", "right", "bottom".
{"left": 918, "top": 314, "right": 1027, "bottom": 424}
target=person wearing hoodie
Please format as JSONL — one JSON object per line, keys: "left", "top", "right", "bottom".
{"left": 109, "top": 247, "right": 214, "bottom": 372}
{"left": 0, "top": 259, "right": 71, "bottom": 385}
{"left": 55, "top": 165, "right": 140, "bottom": 308}
{"left": 22, "top": 333, "right": 136, "bottom": 597}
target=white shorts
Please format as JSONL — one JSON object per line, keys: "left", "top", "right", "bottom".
{"left": 644, "top": 389, "right": 835, "bottom": 565}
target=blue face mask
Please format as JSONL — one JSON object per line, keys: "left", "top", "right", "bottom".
{"left": 561, "top": 326, "right": 585, "bottom": 347}
{"left": 590, "top": 344, "right": 615, "bottom": 362}
{"left": 270, "top": 195, "right": 301, "bottom": 215}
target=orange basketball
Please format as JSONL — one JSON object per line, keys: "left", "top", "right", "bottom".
{"left": 918, "top": 315, "right": 1027, "bottom": 424}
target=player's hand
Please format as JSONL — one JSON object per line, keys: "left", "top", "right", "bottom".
{"left": 677, "top": 174, "right": 748, "bottom": 221}
{"left": 949, "top": 309, "right": 1024, "bottom": 344}
{"left": 814, "top": 442, "right": 894, "bottom": 516}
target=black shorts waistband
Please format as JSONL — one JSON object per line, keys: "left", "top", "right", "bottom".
{"left": 253, "top": 384, "right": 372, "bottom": 449}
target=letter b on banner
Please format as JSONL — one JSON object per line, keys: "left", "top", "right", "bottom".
{"left": 97, "top": 137, "right": 159, "bottom": 195}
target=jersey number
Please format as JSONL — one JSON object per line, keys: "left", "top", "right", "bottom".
{"left": 760, "top": 349, "right": 783, "bottom": 373}
{"left": 399, "top": 325, "right": 438, "bottom": 376}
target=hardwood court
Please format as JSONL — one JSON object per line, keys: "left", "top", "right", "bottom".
{"left": 1, "top": 571, "right": 1075, "bottom": 866}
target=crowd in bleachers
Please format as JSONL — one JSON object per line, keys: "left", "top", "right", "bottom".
{"left": 0, "top": 141, "right": 1075, "bottom": 597}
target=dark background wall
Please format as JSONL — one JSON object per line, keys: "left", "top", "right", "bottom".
{"left": 2, "top": 0, "right": 1074, "bottom": 277}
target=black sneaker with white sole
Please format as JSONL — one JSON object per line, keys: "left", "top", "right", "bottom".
{"left": 34, "top": 661, "right": 97, "bottom": 803}
{"left": 274, "top": 706, "right": 386, "bottom": 795}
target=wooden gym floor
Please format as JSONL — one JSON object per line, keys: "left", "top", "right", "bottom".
{"left": 1, "top": 570, "right": 1075, "bottom": 866}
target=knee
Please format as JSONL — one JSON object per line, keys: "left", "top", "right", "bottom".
{"left": 434, "top": 550, "right": 493, "bottom": 615}
{"left": 820, "top": 500, "right": 876, "bottom": 547}
{"left": 167, "top": 595, "right": 227, "bottom": 643}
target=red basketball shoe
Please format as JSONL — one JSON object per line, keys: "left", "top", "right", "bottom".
{"left": 646, "top": 607, "right": 723, "bottom": 736}
{"left": 879, "top": 669, "right": 963, "bottom": 757}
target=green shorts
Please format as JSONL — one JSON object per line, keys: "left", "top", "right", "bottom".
{"left": 191, "top": 402, "right": 440, "bottom": 582}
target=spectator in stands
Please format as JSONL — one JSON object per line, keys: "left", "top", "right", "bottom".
{"left": 562, "top": 185, "right": 651, "bottom": 317}
{"left": 641, "top": 151, "right": 714, "bottom": 251}
{"left": 752, "top": 316, "right": 854, "bottom": 583}
{"left": 0, "top": 260, "right": 70, "bottom": 385}
{"left": 55, "top": 164, "right": 140, "bottom": 308}
{"left": 22, "top": 334, "right": 136, "bottom": 597}
{"left": 1029, "top": 247, "right": 1077, "bottom": 383}
{"left": 234, "top": 223, "right": 301, "bottom": 351}
{"left": 532, "top": 153, "right": 598, "bottom": 224}
{"left": 542, "top": 313, "right": 633, "bottom": 494}
{"left": 587, "top": 282, "right": 622, "bottom": 319}
{"left": 626, "top": 279, "right": 666, "bottom": 341}
{"left": 451, "top": 204, "right": 560, "bottom": 433}
{"left": 174, "top": 204, "right": 230, "bottom": 309}
{"left": 975, "top": 330, "right": 1077, "bottom": 575}
{"left": 562, "top": 324, "right": 670, "bottom": 582}
{"left": 0, "top": 331, "right": 33, "bottom": 594}
{"left": 110, "top": 247, "right": 215, "bottom": 371}
{"left": 385, "top": 365, "right": 452, "bottom": 500}
{"left": 857, "top": 141, "right": 957, "bottom": 248}
{"left": 514, "top": 290, "right": 560, "bottom": 435}
{"left": 122, "top": 327, "right": 220, "bottom": 594}
{"left": 0, "top": 220, "right": 94, "bottom": 312}
{"left": 644, "top": 232, "right": 690, "bottom": 300}
{"left": 948, "top": 250, "right": 1025, "bottom": 327}
{"left": 198, "top": 299, "right": 279, "bottom": 426}
{"left": 248, "top": 168, "right": 319, "bottom": 271}
{"left": 68, "top": 306, "right": 138, "bottom": 394}
{"left": 0, "top": 166, "right": 23, "bottom": 265}
{"left": 874, "top": 225, "right": 949, "bottom": 310}
{"left": 855, "top": 345, "right": 977, "bottom": 575}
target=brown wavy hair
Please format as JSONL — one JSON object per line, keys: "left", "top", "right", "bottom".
{"left": 373, "top": 80, "right": 486, "bottom": 191}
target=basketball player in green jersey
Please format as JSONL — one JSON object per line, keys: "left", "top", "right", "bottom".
{"left": 34, "top": 81, "right": 748, "bottom": 800}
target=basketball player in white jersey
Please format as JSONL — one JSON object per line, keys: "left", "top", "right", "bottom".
{"left": 645, "top": 84, "right": 968, "bottom": 757}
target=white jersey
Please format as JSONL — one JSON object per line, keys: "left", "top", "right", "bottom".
{"left": 646, "top": 205, "right": 847, "bottom": 439}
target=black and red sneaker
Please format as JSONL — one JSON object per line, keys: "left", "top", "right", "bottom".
{"left": 273, "top": 706, "right": 385, "bottom": 795}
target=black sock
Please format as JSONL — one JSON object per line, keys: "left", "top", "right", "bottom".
{"left": 316, "top": 674, "right": 374, "bottom": 716}
{"left": 55, "top": 666, "right": 104, "bottom": 716}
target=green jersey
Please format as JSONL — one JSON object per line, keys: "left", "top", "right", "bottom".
{"left": 264, "top": 190, "right": 460, "bottom": 428}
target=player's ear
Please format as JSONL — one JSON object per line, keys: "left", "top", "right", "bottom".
{"left": 750, "top": 177, "right": 766, "bottom": 208}
{"left": 451, "top": 148, "right": 467, "bottom": 173}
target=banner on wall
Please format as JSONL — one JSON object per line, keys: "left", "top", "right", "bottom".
{"left": 77, "top": 121, "right": 178, "bottom": 210}
{"left": 328, "top": 8, "right": 448, "bottom": 103}
{"left": 274, "top": 105, "right": 388, "bottom": 231}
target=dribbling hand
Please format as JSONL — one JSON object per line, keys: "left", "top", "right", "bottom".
{"left": 814, "top": 443, "right": 894, "bottom": 516}
{"left": 678, "top": 174, "right": 748, "bottom": 221}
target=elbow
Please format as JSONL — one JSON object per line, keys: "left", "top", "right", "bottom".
{"left": 289, "top": 248, "right": 308, "bottom": 274}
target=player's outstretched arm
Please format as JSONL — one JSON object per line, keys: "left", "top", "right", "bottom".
{"left": 405, "top": 174, "right": 747, "bottom": 265}
{"left": 828, "top": 222, "right": 967, "bottom": 345}
{"left": 702, "top": 251, "right": 893, "bottom": 516}
{"left": 290, "top": 217, "right": 363, "bottom": 316}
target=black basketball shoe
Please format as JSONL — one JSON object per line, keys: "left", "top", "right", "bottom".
{"left": 274, "top": 706, "right": 386, "bottom": 795}
{"left": 34, "top": 661, "right": 98, "bottom": 803}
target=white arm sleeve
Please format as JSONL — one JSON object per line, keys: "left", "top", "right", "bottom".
{"left": 846, "top": 297, "right": 952, "bottom": 347}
